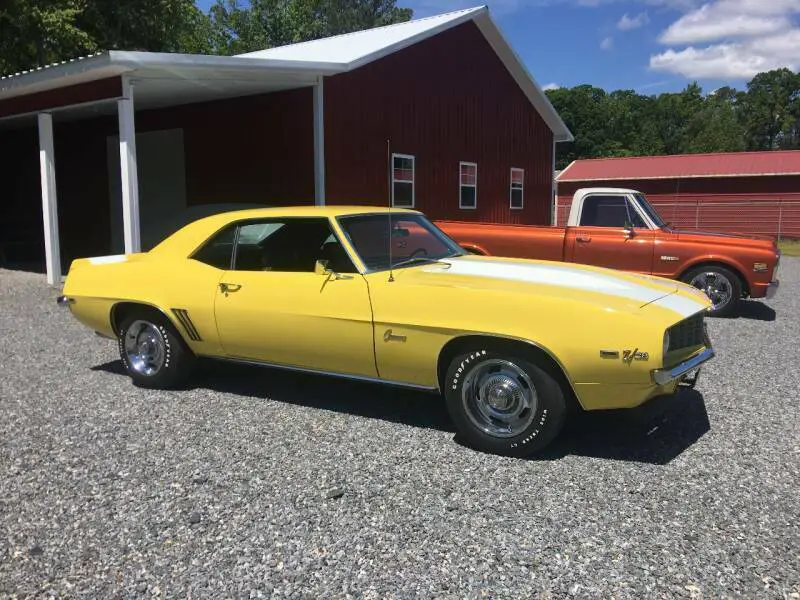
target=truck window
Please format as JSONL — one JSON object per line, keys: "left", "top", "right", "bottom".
{"left": 579, "top": 195, "right": 646, "bottom": 228}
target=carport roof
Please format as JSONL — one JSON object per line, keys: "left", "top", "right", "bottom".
{"left": 557, "top": 150, "right": 800, "bottom": 182}
{"left": 0, "top": 5, "right": 573, "bottom": 141}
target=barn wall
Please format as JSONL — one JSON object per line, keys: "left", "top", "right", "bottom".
{"left": 556, "top": 177, "right": 800, "bottom": 239}
{"left": 324, "top": 21, "right": 555, "bottom": 225}
{"left": 0, "top": 87, "right": 315, "bottom": 267}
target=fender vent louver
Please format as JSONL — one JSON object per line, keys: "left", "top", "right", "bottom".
{"left": 171, "top": 308, "right": 202, "bottom": 341}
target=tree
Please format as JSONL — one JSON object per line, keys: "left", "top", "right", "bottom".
{"left": 207, "top": 0, "right": 412, "bottom": 55}
{"left": 740, "top": 68, "right": 800, "bottom": 150}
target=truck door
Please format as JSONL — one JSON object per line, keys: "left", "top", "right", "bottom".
{"left": 566, "top": 194, "right": 656, "bottom": 274}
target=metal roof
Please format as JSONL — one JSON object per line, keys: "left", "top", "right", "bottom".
{"left": 0, "top": 6, "right": 572, "bottom": 141}
{"left": 557, "top": 150, "right": 800, "bottom": 182}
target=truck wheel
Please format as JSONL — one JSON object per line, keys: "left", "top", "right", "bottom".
{"left": 117, "top": 310, "right": 196, "bottom": 389}
{"left": 682, "top": 265, "right": 741, "bottom": 317}
{"left": 444, "top": 349, "right": 567, "bottom": 457}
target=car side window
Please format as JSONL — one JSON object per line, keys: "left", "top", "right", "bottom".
{"left": 579, "top": 195, "right": 646, "bottom": 228}
{"left": 191, "top": 224, "right": 237, "bottom": 269}
{"left": 232, "top": 218, "right": 358, "bottom": 273}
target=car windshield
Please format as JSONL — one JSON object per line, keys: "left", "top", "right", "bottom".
{"left": 337, "top": 213, "right": 464, "bottom": 272}
{"left": 634, "top": 193, "right": 667, "bottom": 228}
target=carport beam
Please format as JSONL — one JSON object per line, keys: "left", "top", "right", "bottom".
{"left": 118, "top": 80, "right": 141, "bottom": 253}
{"left": 37, "top": 113, "right": 61, "bottom": 285}
{"left": 313, "top": 77, "right": 326, "bottom": 206}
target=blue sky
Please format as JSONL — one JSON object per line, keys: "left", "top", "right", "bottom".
{"left": 195, "top": 0, "right": 800, "bottom": 95}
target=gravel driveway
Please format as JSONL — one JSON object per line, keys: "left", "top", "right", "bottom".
{"left": 1, "top": 260, "right": 798, "bottom": 599}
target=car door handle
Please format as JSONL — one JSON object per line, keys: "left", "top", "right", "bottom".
{"left": 576, "top": 235, "right": 591, "bottom": 243}
{"left": 219, "top": 282, "right": 242, "bottom": 295}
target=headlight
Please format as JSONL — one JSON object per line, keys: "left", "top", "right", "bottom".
{"left": 663, "top": 330, "right": 670, "bottom": 356}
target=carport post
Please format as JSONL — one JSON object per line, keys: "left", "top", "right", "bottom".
{"left": 313, "top": 76, "right": 326, "bottom": 206}
{"left": 37, "top": 112, "right": 61, "bottom": 285}
{"left": 118, "top": 78, "right": 141, "bottom": 253}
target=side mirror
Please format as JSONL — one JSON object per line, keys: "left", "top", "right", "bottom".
{"left": 623, "top": 223, "right": 636, "bottom": 238}
{"left": 314, "top": 259, "right": 330, "bottom": 276}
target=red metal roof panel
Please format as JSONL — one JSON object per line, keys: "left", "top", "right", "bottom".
{"left": 557, "top": 150, "right": 800, "bottom": 182}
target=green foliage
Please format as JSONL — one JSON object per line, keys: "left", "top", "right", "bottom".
{"left": 0, "top": 0, "right": 411, "bottom": 73}
{"left": 547, "top": 70, "right": 800, "bottom": 170}
{"left": 206, "top": 0, "right": 412, "bottom": 55}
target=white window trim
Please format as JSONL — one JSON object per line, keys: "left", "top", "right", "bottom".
{"left": 459, "top": 161, "right": 478, "bottom": 210}
{"left": 510, "top": 167, "right": 524, "bottom": 210}
{"left": 391, "top": 153, "right": 415, "bottom": 208}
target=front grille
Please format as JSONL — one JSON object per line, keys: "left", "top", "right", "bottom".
{"left": 668, "top": 313, "right": 706, "bottom": 352}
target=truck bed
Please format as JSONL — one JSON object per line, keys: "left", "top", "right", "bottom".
{"left": 435, "top": 220, "right": 567, "bottom": 262}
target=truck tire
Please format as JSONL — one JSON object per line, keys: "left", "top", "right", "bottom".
{"left": 444, "top": 348, "right": 567, "bottom": 457}
{"left": 681, "top": 265, "right": 741, "bottom": 317}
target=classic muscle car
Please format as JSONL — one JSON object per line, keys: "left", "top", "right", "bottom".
{"left": 436, "top": 187, "right": 781, "bottom": 317}
{"left": 58, "top": 206, "right": 715, "bottom": 457}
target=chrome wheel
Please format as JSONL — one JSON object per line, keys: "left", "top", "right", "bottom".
{"left": 690, "top": 271, "right": 733, "bottom": 310}
{"left": 123, "top": 320, "right": 166, "bottom": 376}
{"left": 461, "top": 359, "right": 537, "bottom": 438}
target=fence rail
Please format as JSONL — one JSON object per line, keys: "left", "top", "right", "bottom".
{"left": 554, "top": 199, "right": 800, "bottom": 240}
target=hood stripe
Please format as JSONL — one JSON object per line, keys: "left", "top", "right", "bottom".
{"left": 428, "top": 257, "right": 670, "bottom": 305}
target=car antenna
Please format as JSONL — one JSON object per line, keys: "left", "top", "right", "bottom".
{"left": 387, "top": 138, "right": 394, "bottom": 282}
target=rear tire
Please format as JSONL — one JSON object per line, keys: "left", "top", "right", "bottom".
{"left": 444, "top": 348, "right": 568, "bottom": 457}
{"left": 681, "top": 265, "right": 741, "bottom": 317}
{"left": 117, "top": 310, "right": 196, "bottom": 389}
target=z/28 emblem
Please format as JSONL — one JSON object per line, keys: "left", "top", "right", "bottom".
{"left": 600, "top": 349, "right": 650, "bottom": 362}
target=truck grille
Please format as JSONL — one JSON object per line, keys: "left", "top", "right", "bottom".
{"left": 668, "top": 313, "right": 706, "bottom": 352}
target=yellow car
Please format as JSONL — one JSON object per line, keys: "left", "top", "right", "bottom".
{"left": 58, "top": 206, "right": 714, "bottom": 457}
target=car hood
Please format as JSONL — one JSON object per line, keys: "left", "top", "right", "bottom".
{"left": 671, "top": 228, "right": 777, "bottom": 248}
{"left": 406, "top": 255, "right": 709, "bottom": 317}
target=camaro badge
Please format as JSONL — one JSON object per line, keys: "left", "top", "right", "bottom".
{"left": 622, "top": 349, "right": 649, "bottom": 363}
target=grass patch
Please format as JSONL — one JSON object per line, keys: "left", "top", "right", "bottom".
{"left": 778, "top": 239, "right": 800, "bottom": 257}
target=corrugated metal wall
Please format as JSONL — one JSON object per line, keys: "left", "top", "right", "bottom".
{"left": 556, "top": 177, "right": 800, "bottom": 239}
{"left": 324, "top": 21, "right": 555, "bottom": 225}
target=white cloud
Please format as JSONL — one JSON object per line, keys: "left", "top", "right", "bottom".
{"left": 542, "top": 82, "right": 561, "bottom": 90}
{"left": 617, "top": 12, "right": 650, "bottom": 30}
{"left": 650, "top": 28, "right": 800, "bottom": 79}
{"left": 650, "top": 0, "right": 800, "bottom": 79}
{"left": 600, "top": 36, "right": 614, "bottom": 49}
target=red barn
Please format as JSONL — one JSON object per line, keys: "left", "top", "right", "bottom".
{"left": 555, "top": 151, "right": 800, "bottom": 240}
{"left": 0, "top": 5, "right": 572, "bottom": 284}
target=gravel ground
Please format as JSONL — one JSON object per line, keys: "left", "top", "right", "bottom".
{"left": 1, "top": 260, "right": 799, "bottom": 599}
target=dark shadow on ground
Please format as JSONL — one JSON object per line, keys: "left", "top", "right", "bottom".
{"left": 528, "top": 388, "right": 710, "bottom": 465}
{"left": 728, "top": 300, "right": 776, "bottom": 322}
{"left": 93, "top": 359, "right": 710, "bottom": 465}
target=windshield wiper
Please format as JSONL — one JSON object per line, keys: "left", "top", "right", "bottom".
{"left": 391, "top": 256, "right": 455, "bottom": 269}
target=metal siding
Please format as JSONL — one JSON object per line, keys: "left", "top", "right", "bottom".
{"left": 0, "top": 77, "right": 122, "bottom": 119}
{"left": 556, "top": 177, "right": 800, "bottom": 239}
{"left": 324, "top": 21, "right": 554, "bottom": 225}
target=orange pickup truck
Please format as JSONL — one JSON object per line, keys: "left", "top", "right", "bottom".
{"left": 436, "top": 187, "right": 781, "bottom": 316}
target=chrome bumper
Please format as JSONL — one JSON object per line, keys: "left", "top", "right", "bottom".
{"left": 56, "top": 295, "right": 75, "bottom": 306}
{"left": 766, "top": 279, "right": 779, "bottom": 299}
{"left": 652, "top": 347, "right": 715, "bottom": 387}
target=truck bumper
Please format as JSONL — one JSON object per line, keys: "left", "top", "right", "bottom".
{"left": 750, "top": 279, "right": 779, "bottom": 299}
{"left": 766, "top": 279, "right": 779, "bottom": 299}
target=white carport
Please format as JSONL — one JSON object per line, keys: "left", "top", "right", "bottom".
{"left": 0, "top": 51, "right": 340, "bottom": 284}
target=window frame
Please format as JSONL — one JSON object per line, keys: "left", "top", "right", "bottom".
{"left": 578, "top": 194, "right": 647, "bottom": 229}
{"left": 391, "top": 153, "right": 415, "bottom": 208}
{"left": 510, "top": 167, "right": 524, "bottom": 210}
{"left": 459, "top": 161, "right": 478, "bottom": 210}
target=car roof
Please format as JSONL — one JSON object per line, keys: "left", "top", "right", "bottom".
{"left": 148, "top": 204, "right": 422, "bottom": 256}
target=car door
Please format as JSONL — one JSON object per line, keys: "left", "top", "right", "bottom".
{"left": 212, "top": 217, "right": 378, "bottom": 379}
{"left": 567, "top": 194, "right": 656, "bottom": 273}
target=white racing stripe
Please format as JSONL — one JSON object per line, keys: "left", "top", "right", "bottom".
{"left": 649, "top": 293, "right": 709, "bottom": 318}
{"left": 88, "top": 255, "right": 128, "bottom": 265}
{"left": 426, "top": 256, "right": 671, "bottom": 304}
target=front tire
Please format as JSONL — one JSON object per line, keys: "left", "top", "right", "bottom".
{"left": 117, "top": 311, "right": 195, "bottom": 389}
{"left": 681, "top": 265, "right": 741, "bottom": 317}
{"left": 444, "top": 349, "right": 568, "bottom": 457}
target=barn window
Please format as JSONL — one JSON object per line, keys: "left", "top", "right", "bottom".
{"left": 510, "top": 168, "right": 524, "bottom": 209}
{"left": 459, "top": 162, "right": 477, "bottom": 209}
{"left": 391, "top": 154, "right": 415, "bottom": 207}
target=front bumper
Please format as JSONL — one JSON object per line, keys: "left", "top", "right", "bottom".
{"left": 651, "top": 346, "right": 715, "bottom": 386}
{"left": 766, "top": 279, "right": 779, "bottom": 299}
